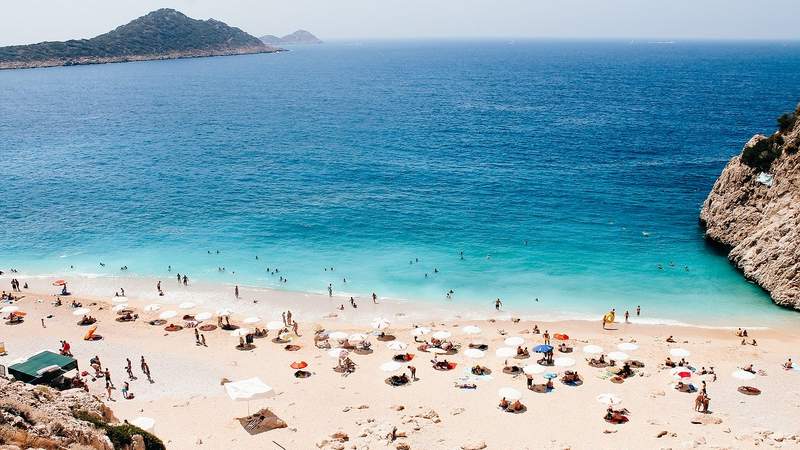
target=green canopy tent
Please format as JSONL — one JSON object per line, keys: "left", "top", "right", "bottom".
{"left": 7, "top": 350, "right": 78, "bottom": 385}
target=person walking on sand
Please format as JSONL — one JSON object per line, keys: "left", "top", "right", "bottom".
{"left": 372, "top": 292, "right": 378, "bottom": 304}
{"left": 495, "top": 298, "right": 502, "bottom": 311}
{"left": 140, "top": 356, "right": 152, "bottom": 382}
{"left": 182, "top": 275, "right": 188, "bottom": 286}
{"left": 195, "top": 328, "right": 201, "bottom": 345}
{"left": 235, "top": 285, "right": 239, "bottom": 299}
{"left": 126, "top": 358, "right": 135, "bottom": 380}
{"left": 106, "top": 384, "right": 114, "bottom": 401}
{"left": 408, "top": 365, "right": 417, "bottom": 381}
{"left": 625, "top": 310, "right": 630, "bottom": 323}
{"left": 104, "top": 368, "right": 114, "bottom": 389}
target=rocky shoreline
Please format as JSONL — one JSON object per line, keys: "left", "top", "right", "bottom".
{"left": 700, "top": 104, "right": 800, "bottom": 310}
{"left": 0, "top": 46, "right": 282, "bottom": 70}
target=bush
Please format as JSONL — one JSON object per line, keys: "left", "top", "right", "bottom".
{"left": 777, "top": 112, "right": 796, "bottom": 133}
{"left": 741, "top": 134, "right": 782, "bottom": 171}
{"left": 73, "top": 411, "right": 165, "bottom": 450}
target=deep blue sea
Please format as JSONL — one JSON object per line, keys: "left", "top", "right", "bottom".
{"left": 2, "top": 40, "right": 800, "bottom": 326}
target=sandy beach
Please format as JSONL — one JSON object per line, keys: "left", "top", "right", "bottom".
{"left": 2, "top": 275, "right": 800, "bottom": 449}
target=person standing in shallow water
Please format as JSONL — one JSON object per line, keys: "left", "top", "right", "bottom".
{"left": 372, "top": 292, "right": 378, "bottom": 304}
{"left": 495, "top": 298, "right": 502, "bottom": 310}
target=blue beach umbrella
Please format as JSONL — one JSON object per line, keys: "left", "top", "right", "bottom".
{"left": 534, "top": 344, "right": 553, "bottom": 353}
{"left": 543, "top": 372, "right": 558, "bottom": 380}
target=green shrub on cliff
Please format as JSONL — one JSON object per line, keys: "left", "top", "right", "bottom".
{"left": 73, "top": 411, "right": 165, "bottom": 450}
{"left": 741, "top": 134, "right": 782, "bottom": 171}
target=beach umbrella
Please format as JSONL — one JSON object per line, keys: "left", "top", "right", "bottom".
{"left": 428, "top": 347, "right": 448, "bottom": 354}
{"left": 243, "top": 316, "right": 261, "bottom": 324}
{"left": 380, "top": 361, "right": 403, "bottom": 372}
{"left": 267, "top": 321, "right": 286, "bottom": 331}
{"left": 348, "top": 333, "right": 368, "bottom": 343}
{"left": 328, "top": 348, "right": 349, "bottom": 358}
{"left": 554, "top": 357, "right": 576, "bottom": 367}
{"left": 504, "top": 336, "right": 524, "bottom": 347}
{"left": 462, "top": 325, "right": 482, "bottom": 335}
{"left": 52, "top": 280, "right": 66, "bottom": 286}
{"left": 675, "top": 370, "right": 692, "bottom": 379}
{"left": 178, "top": 302, "right": 196, "bottom": 310}
{"left": 554, "top": 333, "right": 569, "bottom": 341}
{"left": 159, "top": 310, "right": 177, "bottom": 320}
{"left": 669, "top": 348, "right": 690, "bottom": 358}
{"left": 463, "top": 348, "right": 485, "bottom": 359}
{"left": 411, "top": 327, "right": 431, "bottom": 337}
{"left": 495, "top": 347, "right": 516, "bottom": 358}
{"left": 543, "top": 372, "right": 558, "bottom": 380}
{"left": 72, "top": 308, "right": 90, "bottom": 316}
{"left": 195, "top": 312, "right": 212, "bottom": 321}
{"left": 523, "top": 364, "right": 546, "bottom": 375}
{"left": 582, "top": 345, "right": 603, "bottom": 354}
{"left": 498, "top": 387, "right": 522, "bottom": 401}
{"left": 230, "top": 328, "right": 251, "bottom": 337}
{"left": 732, "top": 369, "right": 756, "bottom": 380}
{"left": 112, "top": 297, "right": 128, "bottom": 304}
{"left": 596, "top": 393, "right": 622, "bottom": 405}
{"left": 216, "top": 308, "right": 234, "bottom": 317}
{"left": 432, "top": 330, "right": 452, "bottom": 340}
{"left": 617, "top": 342, "right": 639, "bottom": 351}
{"left": 224, "top": 377, "right": 274, "bottom": 414}
{"left": 130, "top": 417, "right": 155, "bottom": 432}
{"left": 290, "top": 361, "right": 308, "bottom": 370}
{"left": 1, "top": 306, "right": 20, "bottom": 314}
{"left": 386, "top": 341, "right": 408, "bottom": 351}
{"left": 143, "top": 304, "right": 161, "bottom": 312}
{"left": 534, "top": 344, "right": 553, "bottom": 353}
{"left": 371, "top": 318, "right": 391, "bottom": 330}
{"left": 112, "top": 304, "right": 128, "bottom": 312}
{"left": 607, "top": 351, "right": 629, "bottom": 361}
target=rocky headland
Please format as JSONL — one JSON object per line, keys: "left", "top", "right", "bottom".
{"left": 700, "top": 104, "right": 800, "bottom": 309}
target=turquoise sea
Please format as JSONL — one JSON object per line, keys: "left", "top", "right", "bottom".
{"left": 2, "top": 40, "right": 800, "bottom": 326}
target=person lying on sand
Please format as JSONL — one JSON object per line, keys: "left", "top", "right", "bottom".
{"left": 605, "top": 406, "right": 630, "bottom": 424}
{"left": 507, "top": 400, "right": 524, "bottom": 412}
{"left": 675, "top": 381, "right": 695, "bottom": 393}
{"left": 455, "top": 381, "right": 477, "bottom": 389}
{"left": 562, "top": 371, "right": 581, "bottom": 384}
{"left": 742, "top": 364, "right": 756, "bottom": 373}
{"left": 471, "top": 365, "right": 490, "bottom": 376}
{"left": 666, "top": 335, "right": 676, "bottom": 343}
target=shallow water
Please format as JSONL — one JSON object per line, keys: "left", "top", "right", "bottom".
{"left": 2, "top": 40, "right": 800, "bottom": 326}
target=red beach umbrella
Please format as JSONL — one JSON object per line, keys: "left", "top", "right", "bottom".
{"left": 554, "top": 333, "right": 569, "bottom": 341}
{"left": 290, "top": 361, "right": 308, "bottom": 370}
{"left": 53, "top": 280, "right": 66, "bottom": 286}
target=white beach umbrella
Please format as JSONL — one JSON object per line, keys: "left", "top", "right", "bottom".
{"left": 216, "top": 308, "right": 234, "bottom": 317}
{"left": 428, "top": 347, "right": 448, "bottom": 354}
{"left": 596, "top": 393, "right": 622, "bottom": 405}
{"left": 380, "top": 361, "right": 403, "bottom": 372}
{"left": 348, "top": 333, "right": 369, "bottom": 343}
{"left": 243, "top": 316, "right": 261, "bottom": 324}
{"left": 387, "top": 341, "right": 408, "bottom": 351}
{"left": 583, "top": 345, "right": 604, "bottom": 354}
{"left": 504, "top": 336, "right": 525, "bottom": 347}
{"left": 328, "top": 348, "right": 349, "bottom": 358}
{"left": 178, "top": 301, "right": 196, "bottom": 310}
{"left": 112, "top": 304, "right": 128, "bottom": 312}
{"left": 72, "top": 307, "right": 90, "bottom": 316}
{"left": 267, "top": 321, "right": 285, "bottom": 331}
{"left": 195, "top": 312, "right": 213, "bottom": 321}
{"left": 617, "top": 342, "right": 639, "bottom": 351}
{"left": 131, "top": 417, "right": 155, "bottom": 432}
{"left": 143, "top": 304, "right": 161, "bottom": 312}
{"left": 495, "top": 347, "right": 516, "bottom": 358}
{"left": 231, "top": 328, "right": 251, "bottom": 337}
{"left": 463, "top": 348, "right": 486, "bottom": 359}
{"left": 1, "top": 305, "right": 20, "bottom": 314}
{"left": 523, "top": 364, "right": 546, "bottom": 375}
{"left": 462, "top": 325, "right": 482, "bottom": 335}
{"left": 669, "top": 348, "right": 690, "bottom": 358}
{"left": 554, "top": 357, "right": 576, "bottom": 367}
{"left": 411, "top": 327, "right": 431, "bottom": 337}
{"left": 432, "top": 330, "right": 452, "bottom": 340}
{"left": 498, "top": 387, "right": 522, "bottom": 401}
{"left": 159, "top": 310, "right": 177, "bottom": 320}
{"left": 371, "top": 318, "right": 391, "bottom": 330}
{"left": 112, "top": 297, "right": 128, "bottom": 304}
{"left": 732, "top": 369, "right": 756, "bottom": 380}
{"left": 607, "top": 351, "right": 629, "bottom": 361}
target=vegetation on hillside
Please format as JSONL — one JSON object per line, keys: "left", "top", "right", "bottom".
{"left": 0, "top": 9, "right": 267, "bottom": 64}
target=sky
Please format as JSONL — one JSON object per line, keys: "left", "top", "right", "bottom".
{"left": 1, "top": 0, "right": 799, "bottom": 46}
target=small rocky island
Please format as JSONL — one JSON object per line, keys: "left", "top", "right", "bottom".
{"left": 259, "top": 30, "right": 322, "bottom": 45}
{"left": 700, "top": 104, "right": 800, "bottom": 309}
{"left": 0, "top": 8, "right": 281, "bottom": 70}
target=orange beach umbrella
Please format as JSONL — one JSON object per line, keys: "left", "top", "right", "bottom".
{"left": 554, "top": 333, "right": 569, "bottom": 341}
{"left": 53, "top": 280, "right": 66, "bottom": 286}
{"left": 290, "top": 361, "right": 308, "bottom": 370}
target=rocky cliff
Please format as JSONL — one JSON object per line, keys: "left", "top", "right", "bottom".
{"left": 700, "top": 104, "right": 800, "bottom": 309}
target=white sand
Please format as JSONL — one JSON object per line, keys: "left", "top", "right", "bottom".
{"left": 2, "top": 275, "right": 800, "bottom": 449}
